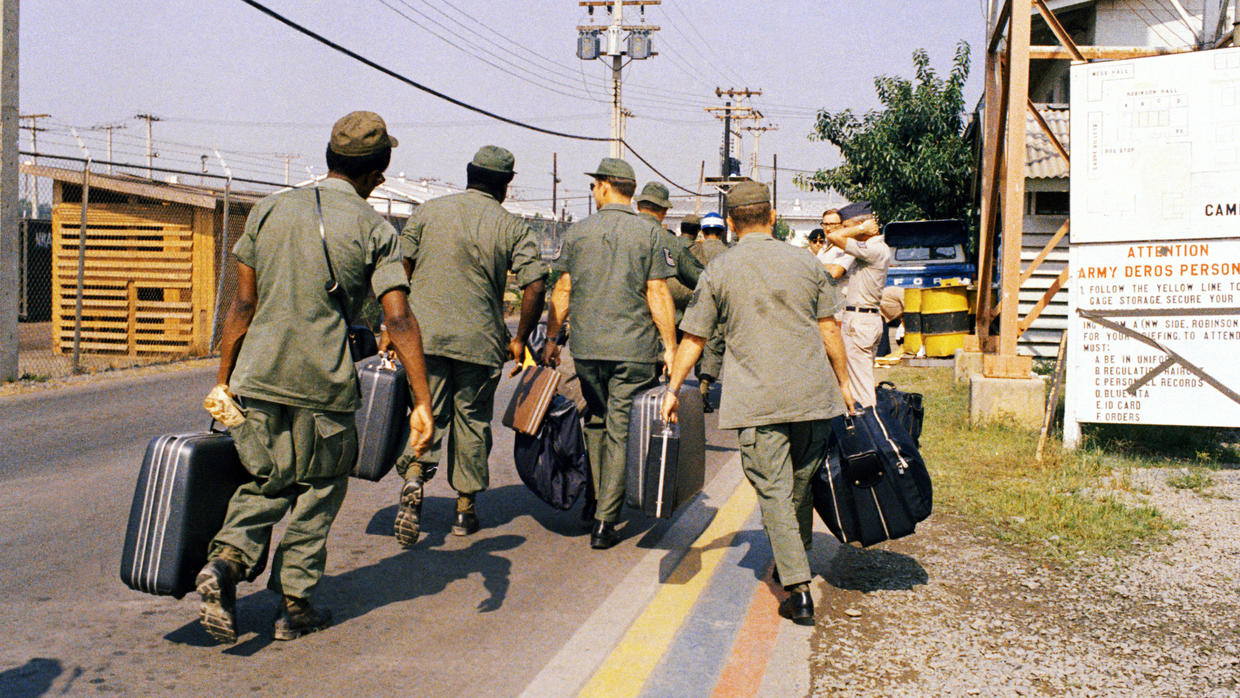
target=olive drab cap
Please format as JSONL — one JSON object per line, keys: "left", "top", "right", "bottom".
{"left": 634, "top": 182, "right": 672, "bottom": 209}
{"left": 725, "top": 181, "right": 771, "bottom": 210}
{"left": 585, "top": 157, "right": 636, "bottom": 181}
{"left": 329, "top": 111, "right": 399, "bottom": 157}
{"left": 682, "top": 213, "right": 701, "bottom": 226}
{"left": 470, "top": 145, "right": 516, "bottom": 174}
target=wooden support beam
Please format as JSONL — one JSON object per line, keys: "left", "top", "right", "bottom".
{"left": 975, "top": 47, "right": 1010, "bottom": 345}
{"left": 1018, "top": 266, "right": 1071, "bottom": 335}
{"left": 1032, "top": 0, "right": 1085, "bottom": 61}
{"left": 1030, "top": 45, "right": 1192, "bottom": 60}
{"left": 994, "top": 0, "right": 1033, "bottom": 374}
{"left": 1027, "top": 99, "right": 1070, "bottom": 165}
{"left": 988, "top": 0, "right": 1013, "bottom": 54}
{"left": 1020, "top": 218, "right": 1070, "bottom": 285}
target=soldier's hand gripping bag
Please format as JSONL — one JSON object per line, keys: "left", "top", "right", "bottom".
{"left": 120, "top": 429, "right": 255, "bottom": 598}
{"left": 875, "top": 380, "right": 924, "bottom": 446}
{"left": 625, "top": 381, "right": 706, "bottom": 519}
{"left": 812, "top": 405, "right": 933, "bottom": 547}
{"left": 514, "top": 395, "right": 592, "bottom": 510}
{"left": 352, "top": 354, "right": 410, "bottom": 481}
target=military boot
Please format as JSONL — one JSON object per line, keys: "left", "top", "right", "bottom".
{"left": 273, "top": 596, "right": 332, "bottom": 641}
{"left": 394, "top": 477, "right": 424, "bottom": 548}
{"left": 699, "top": 378, "right": 715, "bottom": 413}
{"left": 452, "top": 493, "right": 479, "bottom": 536}
{"left": 778, "top": 583, "right": 815, "bottom": 626}
{"left": 196, "top": 556, "right": 243, "bottom": 644}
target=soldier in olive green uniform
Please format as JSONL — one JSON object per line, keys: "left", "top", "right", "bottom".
{"left": 662, "top": 182, "right": 855, "bottom": 625}
{"left": 197, "top": 112, "right": 434, "bottom": 644}
{"left": 543, "top": 158, "right": 678, "bottom": 550}
{"left": 679, "top": 213, "right": 701, "bottom": 245}
{"left": 634, "top": 182, "right": 704, "bottom": 328}
{"left": 393, "top": 146, "right": 548, "bottom": 544}
{"left": 692, "top": 213, "right": 730, "bottom": 410}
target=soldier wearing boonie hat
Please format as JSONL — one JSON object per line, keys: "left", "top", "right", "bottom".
{"left": 661, "top": 179, "right": 855, "bottom": 626}
{"left": 389, "top": 145, "right": 549, "bottom": 545}
{"left": 196, "top": 111, "right": 434, "bottom": 644}
{"left": 543, "top": 157, "right": 679, "bottom": 550}
{"left": 635, "top": 182, "right": 704, "bottom": 328}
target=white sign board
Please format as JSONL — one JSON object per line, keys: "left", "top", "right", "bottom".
{"left": 1067, "top": 48, "right": 1240, "bottom": 438}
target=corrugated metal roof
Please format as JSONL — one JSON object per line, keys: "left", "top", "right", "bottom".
{"left": 1026, "top": 104, "right": 1070, "bottom": 179}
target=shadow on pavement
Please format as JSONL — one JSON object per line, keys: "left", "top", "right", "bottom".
{"left": 364, "top": 484, "right": 594, "bottom": 540}
{"left": 813, "top": 532, "right": 928, "bottom": 592}
{"left": 661, "top": 527, "right": 768, "bottom": 586}
{"left": 0, "top": 658, "right": 65, "bottom": 698}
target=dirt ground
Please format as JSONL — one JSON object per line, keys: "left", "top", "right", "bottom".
{"left": 807, "top": 466, "right": 1240, "bottom": 696}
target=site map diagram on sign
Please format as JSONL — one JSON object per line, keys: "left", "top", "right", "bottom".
{"left": 1067, "top": 48, "right": 1240, "bottom": 431}
{"left": 1072, "top": 47, "right": 1240, "bottom": 244}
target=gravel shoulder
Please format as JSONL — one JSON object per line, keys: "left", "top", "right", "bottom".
{"left": 807, "top": 466, "right": 1240, "bottom": 696}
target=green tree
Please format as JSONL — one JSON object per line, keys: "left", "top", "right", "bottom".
{"left": 773, "top": 216, "right": 792, "bottom": 242}
{"left": 797, "top": 42, "right": 973, "bottom": 224}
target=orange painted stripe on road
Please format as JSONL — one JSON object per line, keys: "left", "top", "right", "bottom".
{"left": 710, "top": 571, "right": 785, "bottom": 698}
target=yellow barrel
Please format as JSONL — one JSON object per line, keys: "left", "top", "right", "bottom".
{"left": 921, "top": 284, "right": 970, "bottom": 357}
{"left": 902, "top": 287, "right": 922, "bottom": 355}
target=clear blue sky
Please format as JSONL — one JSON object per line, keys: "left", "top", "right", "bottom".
{"left": 21, "top": 0, "right": 986, "bottom": 217}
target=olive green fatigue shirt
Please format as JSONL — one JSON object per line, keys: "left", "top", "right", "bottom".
{"left": 400, "top": 189, "right": 547, "bottom": 367}
{"left": 842, "top": 235, "right": 891, "bottom": 309}
{"left": 691, "top": 238, "right": 728, "bottom": 267}
{"left": 638, "top": 212, "right": 703, "bottom": 314}
{"left": 552, "top": 203, "right": 675, "bottom": 362}
{"left": 680, "top": 234, "right": 846, "bottom": 430}
{"left": 230, "top": 178, "right": 409, "bottom": 412}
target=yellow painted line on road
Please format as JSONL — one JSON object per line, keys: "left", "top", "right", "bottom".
{"left": 578, "top": 482, "right": 758, "bottom": 698}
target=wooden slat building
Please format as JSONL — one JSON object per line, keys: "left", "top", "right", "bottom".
{"left": 24, "top": 165, "right": 261, "bottom": 357}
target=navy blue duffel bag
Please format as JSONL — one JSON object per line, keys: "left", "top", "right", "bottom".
{"left": 514, "top": 395, "right": 592, "bottom": 511}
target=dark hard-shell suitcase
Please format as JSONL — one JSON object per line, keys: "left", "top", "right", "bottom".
{"left": 514, "top": 395, "right": 592, "bottom": 510}
{"left": 875, "top": 380, "right": 924, "bottom": 446}
{"left": 625, "top": 382, "right": 706, "bottom": 518}
{"left": 812, "top": 406, "right": 933, "bottom": 547}
{"left": 352, "top": 354, "right": 410, "bottom": 481}
{"left": 120, "top": 431, "right": 253, "bottom": 598}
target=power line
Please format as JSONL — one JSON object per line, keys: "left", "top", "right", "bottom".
{"left": 237, "top": 0, "right": 707, "bottom": 196}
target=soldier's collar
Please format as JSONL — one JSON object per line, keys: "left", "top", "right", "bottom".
{"left": 599, "top": 203, "right": 635, "bottom": 214}
{"left": 466, "top": 187, "right": 498, "bottom": 202}
{"left": 318, "top": 177, "right": 362, "bottom": 198}
{"left": 736, "top": 232, "right": 773, "bottom": 245}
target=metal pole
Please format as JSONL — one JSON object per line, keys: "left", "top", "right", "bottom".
{"left": 145, "top": 118, "right": 152, "bottom": 178}
{"left": 0, "top": 0, "right": 17, "bottom": 381}
{"left": 71, "top": 161, "right": 88, "bottom": 373}
{"left": 552, "top": 152, "right": 558, "bottom": 214}
{"left": 772, "top": 153, "right": 778, "bottom": 212}
{"left": 208, "top": 149, "right": 232, "bottom": 350}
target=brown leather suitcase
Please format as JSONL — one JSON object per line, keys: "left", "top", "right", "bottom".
{"left": 502, "top": 365, "right": 562, "bottom": 435}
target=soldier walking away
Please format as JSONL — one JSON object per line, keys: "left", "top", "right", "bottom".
{"left": 692, "top": 213, "right": 729, "bottom": 412}
{"left": 390, "top": 145, "right": 548, "bottom": 544}
{"left": 635, "top": 181, "right": 704, "bottom": 330}
{"left": 197, "top": 112, "right": 434, "bottom": 644}
{"left": 661, "top": 181, "right": 855, "bottom": 626}
{"left": 543, "top": 157, "right": 678, "bottom": 550}
{"left": 679, "top": 213, "right": 701, "bottom": 245}
{"left": 826, "top": 202, "right": 889, "bottom": 407}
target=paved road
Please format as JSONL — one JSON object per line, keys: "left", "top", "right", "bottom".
{"left": 0, "top": 361, "right": 748, "bottom": 695}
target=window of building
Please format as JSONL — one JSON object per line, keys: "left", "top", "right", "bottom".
{"left": 1035, "top": 191, "right": 1070, "bottom": 216}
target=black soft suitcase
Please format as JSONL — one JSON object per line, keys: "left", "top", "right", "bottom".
{"left": 120, "top": 431, "right": 252, "bottom": 598}
{"left": 812, "top": 406, "right": 933, "bottom": 547}
{"left": 625, "top": 381, "right": 706, "bottom": 518}
{"left": 352, "top": 354, "right": 410, "bottom": 481}
{"left": 514, "top": 395, "right": 592, "bottom": 510}
{"left": 875, "top": 380, "right": 924, "bottom": 445}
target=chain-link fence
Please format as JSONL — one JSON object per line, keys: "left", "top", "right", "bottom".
{"left": 12, "top": 153, "right": 418, "bottom": 382}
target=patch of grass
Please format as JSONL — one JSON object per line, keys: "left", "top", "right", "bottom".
{"left": 882, "top": 366, "right": 1175, "bottom": 559}
{"left": 1166, "top": 468, "right": 1214, "bottom": 492}
{"left": 18, "top": 372, "right": 51, "bottom": 383}
{"left": 1082, "top": 423, "right": 1240, "bottom": 466}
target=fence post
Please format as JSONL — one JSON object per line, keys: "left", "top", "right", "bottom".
{"left": 208, "top": 177, "right": 230, "bottom": 349}
{"left": 71, "top": 160, "right": 88, "bottom": 372}
{"left": 0, "top": 0, "right": 18, "bottom": 382}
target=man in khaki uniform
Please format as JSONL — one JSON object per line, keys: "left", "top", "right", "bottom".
{"left": 198, "top": 112, "right": 434, "bottom": 644}
{"left": 662, "top": 181, "right": 854, "bottom": 625}
{"left": 392, "top": 146, "right": 548, "bottom": 544}
{"left": 543, "top": 157, "right": 678, "bottom": 550}
{"left": 634, "top": 181, "right": 703, "bottom": 328}
{"left": 826, "top": 203, "right": 890, "bottom": 407}
{"left": 692, "top": 213, "right": 729, "bottom": 410}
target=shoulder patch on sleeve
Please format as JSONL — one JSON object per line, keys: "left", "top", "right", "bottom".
{"left": 663, "top": 247, "right": 676, "bottom": 268}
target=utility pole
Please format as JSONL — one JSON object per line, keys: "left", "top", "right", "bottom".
{"left": 18, "top": 113, "right": 48, "bottom": 216}
{"left": 275, "top": 153, "right": 300, "bottom": 186}
{"left": 87, "top": 122, "right": 125, "bottom": 174}
{"left": 551, "top": 152, "right": 561, "bottom": 214}
{"left": 772, "top": 153, "right": 778, "bottom": 212}
{"left": 577, "top": 0, "right": 660, "bottom": 159}
{"left": 133, "top": 113, "right": 161, "bottom": 179}
{"left": 1, "top": 0, "right": 18, "bottom": 382}
{"left": 706, "top": 88, "right": 763, "bottom": 214}
{"left": 741, "top": 123, "right": 778, "bottom": 178}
